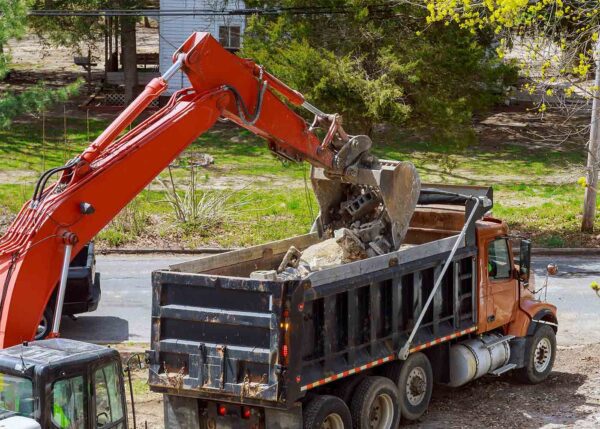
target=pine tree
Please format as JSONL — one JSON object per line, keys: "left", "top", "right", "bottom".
{"left": 0, "top": 0, "right": 79, "bottom": 128}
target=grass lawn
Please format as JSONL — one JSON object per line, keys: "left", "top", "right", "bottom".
{"left": 0, "top": 112, "right": 595, "bottom": 248}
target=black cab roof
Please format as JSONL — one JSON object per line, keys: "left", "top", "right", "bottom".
{"left": 0, "top": 339, "right": 118, "bottom": 370}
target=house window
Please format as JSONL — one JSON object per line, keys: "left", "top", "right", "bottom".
{"left": 219, "top": 26, "right": 241, "bottom": 50}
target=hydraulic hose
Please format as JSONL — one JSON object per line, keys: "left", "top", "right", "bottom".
{"left": 223, "top": 80, "right": 268, "bottom": 126}
{"left": 32, "top": 158, "right": 79, "bottom": 204}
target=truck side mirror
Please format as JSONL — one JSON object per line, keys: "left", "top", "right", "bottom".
{"left": 519, "top": 239, "right": 531, "bottom": 282}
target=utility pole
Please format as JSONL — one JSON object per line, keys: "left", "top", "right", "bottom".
{"left": 582, "top": 36, "right": 600, "bottom": 233}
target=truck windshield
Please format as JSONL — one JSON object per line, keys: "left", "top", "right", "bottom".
{"left": 0, "top": 373, "right": 34, "bottom": 417}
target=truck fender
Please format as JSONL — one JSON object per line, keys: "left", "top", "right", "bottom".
{"left": 526, "top": 309, "right": 558, "bottom": 336}
{"left": 509, "top": 309, "right": 557, "bottom": 370}
{"left": 507, "top": 300, "right": 557, "bottom": 338}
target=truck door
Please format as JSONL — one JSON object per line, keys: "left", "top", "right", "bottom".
{"left": 485, "top": 237, "right": 517, "bottom": 330}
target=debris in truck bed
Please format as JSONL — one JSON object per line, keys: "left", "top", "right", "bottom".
{"left": 301, "top": 238, "right": 345, "bottom": 270}
{"left": 250, "top": 270, "right": 279, "bottom": 281}
{"left": 250, "top": 186, "right": 410, "bottom": 281}
{"left": 277, "top": 246, "right": 302, "bottom": 272}
{"left": 322, "top": 185, "right": 398, "bottom": 256}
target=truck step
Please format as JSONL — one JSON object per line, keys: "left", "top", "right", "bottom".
{"left": 489, "top": 363, "right": 516, "bottom": 376}
{"left": 483, "top": 335, "right": 515, "bottom": 349}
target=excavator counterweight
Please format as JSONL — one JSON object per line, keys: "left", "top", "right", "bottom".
{"left": 0, "top": 32, "right": 419, "bottom": 347}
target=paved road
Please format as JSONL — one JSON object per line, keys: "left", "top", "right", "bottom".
{"left": 61, "top": 254, "right": 600, "bottom": 346}
{"left": 534, "top": 256, "right": 600, "bottom": 346}
{"left": 61, "top": 254, "right": 200, "bottom": 344}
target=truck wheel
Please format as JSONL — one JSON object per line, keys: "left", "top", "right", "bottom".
{"left": 35, "top": 306, "right": 54, "bottom": 340}
{"left": 517, "top": 325, "right": 556, "bottom": 384}
{"left": 394, "top": 352, "right": 433, "bottom": 421}
{"left": 350, "top": 376, "right": 400, "bottom": 429}
{"left": 303, "top": 395, "right": 352, "bottom": 429}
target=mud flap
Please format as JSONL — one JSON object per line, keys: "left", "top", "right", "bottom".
{"left": 265, "top": 403, "right": 303, "bottom": 429}
{"left": 164, "top": 394, "right": 200, "bottom": 429}
{"left": 508, "top": 337, "right": 528, "bottom": 369}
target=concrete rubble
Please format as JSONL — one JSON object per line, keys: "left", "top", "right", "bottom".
{"left": 250, "top": 185, "right": 409, "bottom": 281}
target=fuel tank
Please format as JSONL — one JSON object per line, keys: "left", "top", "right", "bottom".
{"left": 449, "top": 333, "right": 510, "bottom": 387}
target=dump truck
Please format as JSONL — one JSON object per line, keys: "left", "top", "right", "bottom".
{"left": 146, "top": 180, "right": 558, "bottom": 428}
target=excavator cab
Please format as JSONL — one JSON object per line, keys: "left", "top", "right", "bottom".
{"left": 0, "top": 339, "right": 127, "bottom": 429}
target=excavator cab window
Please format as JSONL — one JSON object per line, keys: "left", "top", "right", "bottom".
{"left": 51, "top": 375, "right": 86, "bottom": 429}
{"left": 0, "top": 373, "right": 34, "bottom": 418}
{"left": 93, "top": 361, "right": 125, "bottom": 428}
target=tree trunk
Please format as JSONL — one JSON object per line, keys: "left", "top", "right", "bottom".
{"left": 581, "top": 38, "right": 600, "bottom": 233}
{"left": 120, "top": 16, "right": 138, "bottom": 104}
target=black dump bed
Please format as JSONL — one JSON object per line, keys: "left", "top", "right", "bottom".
{"left": 148, "top": 186, "right": 491, "bottom": 408}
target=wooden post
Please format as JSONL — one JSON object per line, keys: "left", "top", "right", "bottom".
{"left": 120, "top": 14, "right": 138, "bottom": 104}
{"left": 582, "top": 36, "right": 600, "bottom": 232}
{"left": 63, "top": 104, "right": 69, "bottom": 163}
{"left": 42, "top": 109, "right": 46, "bottom": 172}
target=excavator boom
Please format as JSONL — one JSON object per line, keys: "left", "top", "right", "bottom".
{"left": 0, "top": 32, "right": 419, "bottom": 348}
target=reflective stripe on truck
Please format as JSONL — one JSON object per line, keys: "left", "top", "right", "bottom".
{"left": 301, "top": 325, "right": 478, "bottom": 391}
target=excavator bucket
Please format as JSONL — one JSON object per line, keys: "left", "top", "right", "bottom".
{"left": 311, "top": 159, "right": 421, "bottom": 253}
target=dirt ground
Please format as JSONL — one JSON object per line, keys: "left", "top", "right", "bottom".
{"left": 421, "top": 344, "right": 600, "bottom": 428}
{"left": 126, "top": 343, "right": 600, "bottom": 428}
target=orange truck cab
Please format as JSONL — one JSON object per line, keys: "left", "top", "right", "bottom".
{"left": 477, "top": 217, "right": 557, "bottom": 338}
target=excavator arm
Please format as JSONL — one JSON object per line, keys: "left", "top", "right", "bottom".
{"left": 0, "top": 32, "right": 419, "bottom": 347}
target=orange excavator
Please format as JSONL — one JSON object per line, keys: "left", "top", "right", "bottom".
{"left": 0, "top": 32, "right": 420, "bottom": 348}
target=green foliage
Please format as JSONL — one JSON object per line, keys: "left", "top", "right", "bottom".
{"left": 0, "top": 1, "right": 83, "bottom": 128}
{"left": 241, "top": 1, "right": 517, "bottom": 143}
{"left": 0, "top": 0, "right": 28, "bottom": 78}
{"left": 0, "top": 81, "right": 81, "bottom": 128}
{"left": 29, "top": 0, "right": 106, "bottom": 52}
{"left": 29, "top": 0, "right": 147, "bottom": 53}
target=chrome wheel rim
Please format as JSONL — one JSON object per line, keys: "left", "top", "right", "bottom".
{"left": 368, "top": 393, "right": 394, "bottom": 429}
{"left": 321, "top": 413, "right": 344, "bottom": 429}
{"left": 35, "top": 315, "right": 48, "bottom": 340}
{"left": 406, "top": 367, "right": 427, "bottom": 406}
{"left": 534, "top": 337, "right": 552, "bottom": 373}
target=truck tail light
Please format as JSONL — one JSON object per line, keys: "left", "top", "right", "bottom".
{"left": 242, "top": 406, "right": 252, "bottom": 419}
{"left": 280, "top": 306, "right": 291, "bottom": 366}
{"left": 218, "top": 404, "right": 227, "bottom": 416}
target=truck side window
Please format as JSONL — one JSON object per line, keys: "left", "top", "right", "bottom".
{"left": 94, "top": 362, "right": 125, "bottom": 428}
{"left": 487, "top": 238, "right": 511, "bottom": 280}
{"left": 52, "top": 375, "right": 86, "bottom": 429}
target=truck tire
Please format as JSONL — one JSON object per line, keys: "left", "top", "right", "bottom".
{"left": 392, "top": 352, "right": 433, "bottom": 421}
{"left": 331, "top": 374, "right": 365, "bottom": 404}
{"left": 516, "top": 324, "right": 556, "bottom": 384}
{"left": 350, "top": 376, "right": 401, "bottom": 429}
{"left": 35, "top": 305, "right": 54, "bottom": 340}
{"left": 303, "top": 395, "right": 352, "bottom": 429}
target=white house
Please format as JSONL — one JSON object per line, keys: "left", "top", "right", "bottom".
{"left": 159, "top": 0, "right": 246, "bottom": 95}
